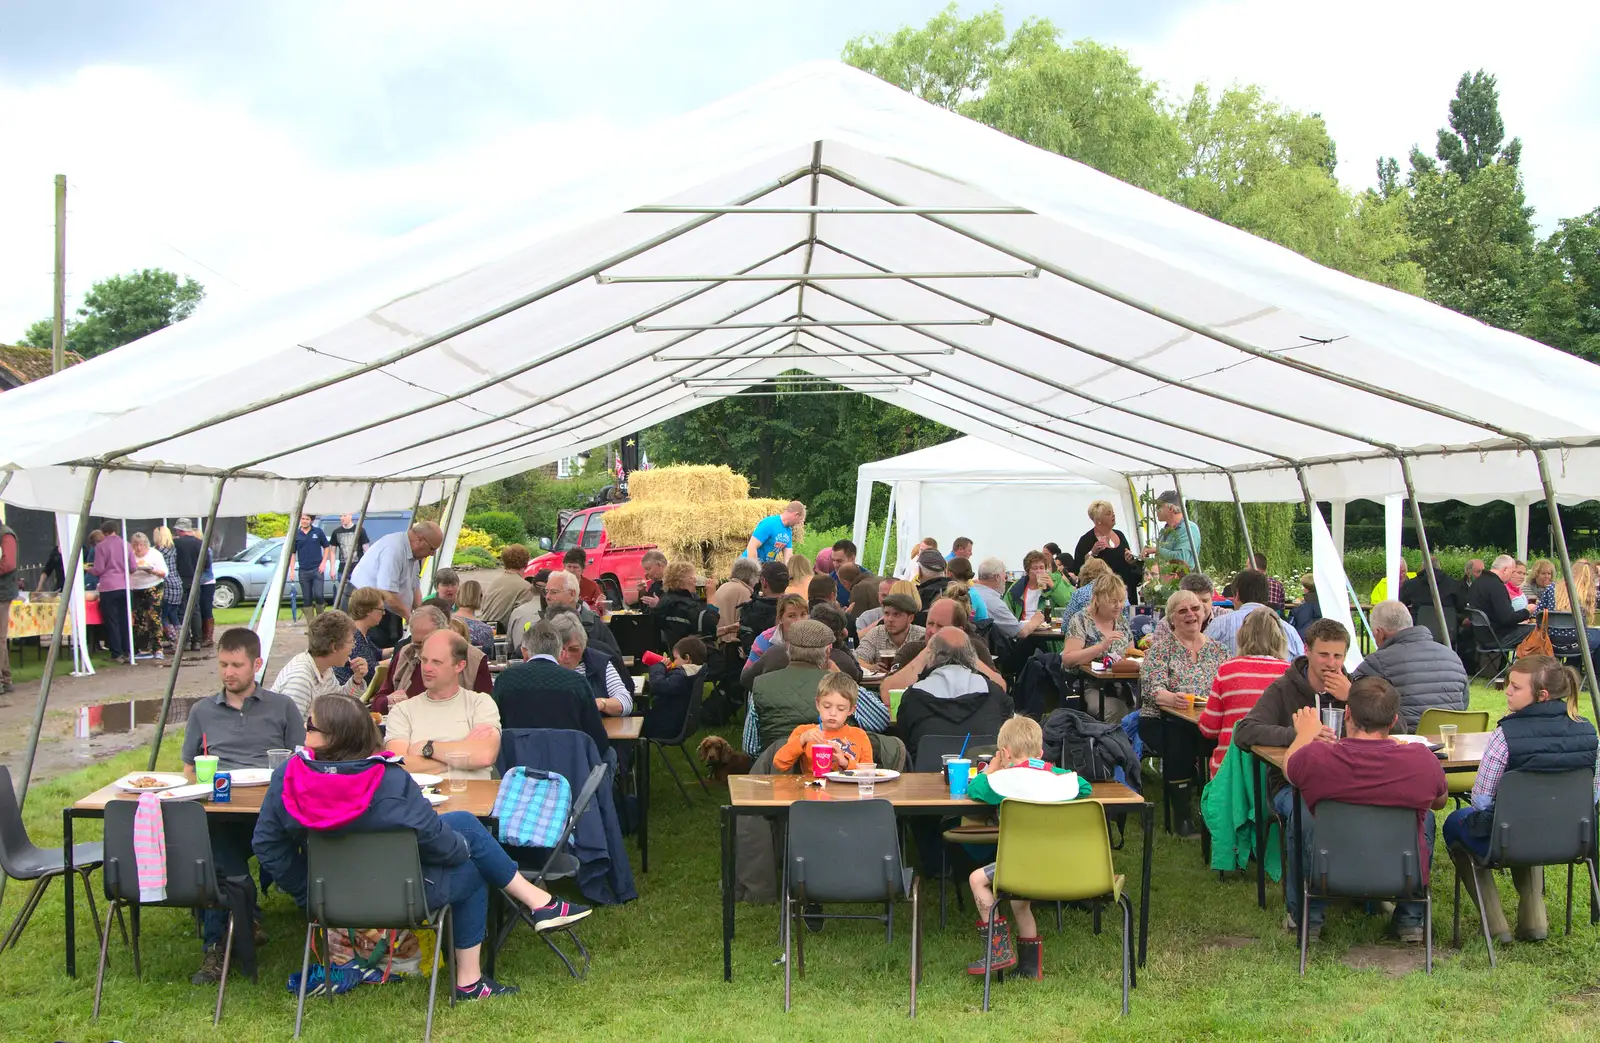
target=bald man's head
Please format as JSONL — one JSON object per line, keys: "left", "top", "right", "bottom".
{"left": 407, "top": 522, "right": 444, "bottom": 561}
{"left": 925, "top": 598, "right": 962, "bottom": 637}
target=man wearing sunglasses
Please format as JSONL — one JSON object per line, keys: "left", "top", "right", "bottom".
{"left": 349, "top": 521, "right": 444, "bottom": 650}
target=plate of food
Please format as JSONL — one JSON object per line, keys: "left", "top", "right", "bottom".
{"left": 228, "top": 768, "right": 274, "bottom": 787}
{"left": 114, "top": 772, "right": 189, "bottom": 793}
{"left": 409, "top": 773, "right": 444, "bottom": 788}
{"left": 824, "top": 768, "right": 901, "bottom": 784}
{"left": 420, "top": 787, "right": 448, "bottom": 806}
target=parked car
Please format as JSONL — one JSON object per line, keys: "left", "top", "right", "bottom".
{"left": 212, "top": 511, "right": 414, "bottom": 609}
{"left": 525, "top": 504, "right": 655, "bottom": 609}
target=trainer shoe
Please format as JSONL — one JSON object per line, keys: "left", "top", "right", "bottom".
{"left": 1284, "top": 913, "right": 1321, "bottom": 944}
{"left": 527, "top": 899, "right": 592, "bottom": 933}
{"left": 1395, "top": 922, "right": 1427, "bottom": 944}
{"left": 456, "top": 975, "right": 519, "bottom": 1001}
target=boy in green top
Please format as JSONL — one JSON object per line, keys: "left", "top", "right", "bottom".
{"left": 964, "top": 715, "right": 1091, "bottom": 980}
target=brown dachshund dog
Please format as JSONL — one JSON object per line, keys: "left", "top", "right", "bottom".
{"left": 697, "top": 735, "right": 754, "bottom": 783}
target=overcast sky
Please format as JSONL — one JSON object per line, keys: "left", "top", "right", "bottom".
{"left": 1, "top": 0, "right": 1594, "bottom": 338}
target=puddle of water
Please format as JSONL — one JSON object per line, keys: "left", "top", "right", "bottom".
{"left": 77, "top": 696, "right": 204, "bottom": 736}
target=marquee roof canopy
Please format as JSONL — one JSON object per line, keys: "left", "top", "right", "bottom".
{"left": 3, "top": 60, "right": 1599, "bottom": 518}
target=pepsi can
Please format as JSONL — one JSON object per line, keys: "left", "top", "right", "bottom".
{"left": 212, "top": 771, "right": 232, "bottom": 803}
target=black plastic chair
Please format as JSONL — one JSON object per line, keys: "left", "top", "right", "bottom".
{"left": 913, "top": 735, "right": 997, "bottom": 928}
{"left": 95, "top": 800, "right": 239, "bottom": 1026}
{"left": 647, "top": 680, "right": 711, "bottom": 807}
{"left": 0, "top": 764, "right": 123, "bottom": 956}
{"left": 1450, "top": 769, "right": 1600, "bottom": 968}
{"left": 1299, "top": 801, "right": 1433, "bottom": 975}
{"left": 782, "top": 799, "right": 922, "bottom": 1016}
{"left": 1413, "top": 604, "right": 1458, "bottom": 648}
{"left": 1467, "top": 607, "right": 1526, "bottom": 683}
{"left": 493, "top": 762, "right": 607, "bottom": 978}
{"left": 296, "top": 830, "right": 453, "bottom": 1042}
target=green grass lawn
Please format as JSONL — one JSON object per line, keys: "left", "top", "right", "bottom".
{"left": 3, "top": 683, "right": 1599, "bottom": 1041}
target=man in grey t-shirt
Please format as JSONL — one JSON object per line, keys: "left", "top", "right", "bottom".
{"left": 180, "top": 628, "right": 305, "bottom": 986}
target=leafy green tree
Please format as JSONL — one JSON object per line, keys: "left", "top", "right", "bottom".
{"left": 1435, "top": 70, "right": 1521, "bottom": 179}
{"left": 840, "top": 3, "right": 1055, "bottom": 109}
{"left": 1522, "top": 208, "right": 1600, "bottom": 361}
{"left": 18, "top": 268, "right": 204, "bottom": 358}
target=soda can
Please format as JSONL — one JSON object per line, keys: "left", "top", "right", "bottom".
{"left": 212, "top": 771, "right": 232, "bottom": 804}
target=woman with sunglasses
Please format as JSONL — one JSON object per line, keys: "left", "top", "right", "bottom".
{"left": 253, "top": 694, "right": 591, "bottom": 1002}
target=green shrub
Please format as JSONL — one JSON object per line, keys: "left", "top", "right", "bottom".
{"left": 451, "top": 545, "right": 498, "bottom": 569}
{"left": 464, "top": 510, "right": 527, "bottom": 547}
{"left": 467, "top": 470, "right": 611, "bottom": 546}
{"left": 248, "top": 513, "right": 289, "bottom": 538}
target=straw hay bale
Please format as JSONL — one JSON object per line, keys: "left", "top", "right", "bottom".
{"left": 628, "top": 465, "right": 749, "bottom": 504}
{"left": 604, "top": 494, "right": 803, "bottom": 576}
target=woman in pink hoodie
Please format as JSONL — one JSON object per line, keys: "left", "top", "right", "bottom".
{"left": 252, "top": 695, "right": 590, "bottom": 1002}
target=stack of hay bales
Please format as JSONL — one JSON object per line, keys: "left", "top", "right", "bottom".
{"left": 603, "top": 465, "right": 803, "bottom": 578}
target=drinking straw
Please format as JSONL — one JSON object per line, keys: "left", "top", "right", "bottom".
{"left": 202, "top": 733, "right": 208, "bottom": 756}
{"left": 957, "top": 733, "right": 970, "bottom": 759}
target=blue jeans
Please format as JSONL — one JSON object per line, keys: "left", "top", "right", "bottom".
{"left": 1442, "top": 806, "right": 1491, "bottom": 859}
{"left": 202, "top": 820, "right": 259, "bottom": 947}
{"left": 1272, "top": 787, "right": 1434, "bottom": 929}
{"left": 428, "top": 811, "right": 520, "bottom": 950}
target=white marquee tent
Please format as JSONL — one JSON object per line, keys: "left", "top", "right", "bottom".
{"left": 3, "top": 59, "right": 1600, "bottom": 790}
{"left": 852, "top": 436, "right": 1123, "bottom": 572}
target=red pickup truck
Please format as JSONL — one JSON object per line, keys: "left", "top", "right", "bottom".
{"left": 524, "top": 504, "right": 655, "bottom": 608}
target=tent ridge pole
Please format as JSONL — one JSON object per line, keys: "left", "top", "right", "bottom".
{"left": 799, "top": 323, "right": 1221, "bottom": 471}
{"left": 811, "top": 247, "right": 1306, "bottom": 464}
{"left": 100, "top": 164, "right": 818, "bottom": 465}
{"left": 17, "top": 465, "right": 101, "bottom": 806}
{"left": 1533, "top": 448, "right": 1600, "bottom": 720}
{"left": 1396, "top": 455, "right": 1450, "bottom": 647}
{"left": 148, "top": 474, "right": 230, "bottom": 768}
{"left": 238, "top": 245, "right": 814, "bottom": 471}
{"left": 1226, "top": 471, "right": 1256, "bottom": 568}
{"left": 816, "top": 165, "right": 1539, "bottom": 449}
{"left": 794, "top": 141, "right": 822, "bottom": 320}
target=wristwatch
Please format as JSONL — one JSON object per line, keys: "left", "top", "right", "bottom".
{"left": 421, "top": 740, "right": 435, "bottom": 761}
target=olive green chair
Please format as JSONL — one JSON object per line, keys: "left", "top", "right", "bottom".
{"left": 1417, "top": 708, "right": 1491, "bottom": 804}
{"left": 984, "top": 799, "right": 1132, "bottom": 1015}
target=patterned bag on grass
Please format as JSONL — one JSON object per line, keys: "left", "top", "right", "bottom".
{"left": 492, "top": 766, "right": 572, "bottom": 850}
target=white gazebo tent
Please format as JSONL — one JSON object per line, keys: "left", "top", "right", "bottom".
{"left": 4, "top": 59, "right": 1600, "bottom": 807}
{"left": 851, "top": 436, "right": 1124, "bottom": 574}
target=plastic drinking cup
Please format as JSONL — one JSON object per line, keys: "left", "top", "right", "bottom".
{"left": 887, "top": 689, "right": 905, "bottom": 720}
{"left": 947, "top": 759, "right": 972, "bottom": 798}
{"left": 267, "top": 749, "right": 292, "bottom": 772}
{"left": 810, "top": 743, "right": 835, "bottom": 778}
{"left": 856, "top": 762, "right": 875, "bottom": 796}
{"left": 1320, "top": 707, "right": 1345, "bottom": 737}
{"left": 1438, "top": 724, "right": 1458, "bottom": 757}
{"left": 444, "top": 752, "right": 470, "bottom": 793}
{"left": 193, "top": 755, "right": 218, "bottom": 784}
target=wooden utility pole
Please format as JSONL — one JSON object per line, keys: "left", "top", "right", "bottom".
{"left": 52, "top": 174, "right": 66, "bottom": 373}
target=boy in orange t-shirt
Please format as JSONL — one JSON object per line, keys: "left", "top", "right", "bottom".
{"left": 773, "top": 674, "right": 873, "bottom": 772}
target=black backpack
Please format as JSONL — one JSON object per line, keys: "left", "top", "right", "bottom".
{"left": 1042, "top": 707, "right": 1141, "bottom": 792}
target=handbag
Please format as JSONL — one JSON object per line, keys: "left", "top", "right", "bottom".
{"left": 491, "top": 766, "right": 572, "bottom": 850}
{"left": 1516, "top": 610, "right": 1554, "bottom": 658}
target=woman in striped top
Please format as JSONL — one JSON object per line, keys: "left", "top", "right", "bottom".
{"left": 1198, "top": 607, "right": 1290, "bottom": 777}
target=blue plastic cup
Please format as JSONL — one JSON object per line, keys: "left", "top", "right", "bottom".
{"left": 946, "top": 759, "right": 972, "bottom": 798}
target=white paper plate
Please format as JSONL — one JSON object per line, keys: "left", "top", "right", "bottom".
{"left": 410, "top": 773, "right": 444, "bottom": 787}
{"left": 423, "top": 792, "right": 448, "bottom": 805}
{"left": 1393, "top": 734, "right": 1433, "bottom": 744}
{"left": 114, "top": 772, "right": 189, "bottom": 793}
{"left": 824, "top": 769, "right": 901, "bottom": 784}
{"left": 156, "top": 783, "right": 215, "bottom": 802}
{"left": 228, "top": 768, "right": 274, "bottom": 787}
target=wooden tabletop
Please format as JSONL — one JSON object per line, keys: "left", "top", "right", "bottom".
{"left": 1077, "top": 660, "right": 1143, "bottom": 679}
{"left": 72, "top": 778, "right": 502, "bottom": 817}
{"left": 728, "top": 772, "right": 1144, "bottom": 809}
{"left": 1251, "top": 731, "right": 1488, "bottom": 773}
{"left": 1162, "top": 701, "right": 1206, "bottom": 725}
{"left": 604, "top": 716, "right": 643, "bottom": 741}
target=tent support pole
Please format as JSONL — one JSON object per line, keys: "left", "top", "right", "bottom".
{"left": 1534, "top": 449, "right": 1600, "bottom": 720}
{"left": 147, "top": 476, "right": 229, "bottom": 769}
{"left": 1397, "top": 456, "right": 1450, "bottom": 648}
{"left": 421, "top": 478, "right": 464, "bottom": 595}
{"left": 1297, "top": 466, "right": 1371, "bottom": 648}
{"left": 1227, "top": 472, "right": 1256, "bottom": 569}
{"left": 1170, "top": 474, "right": 1199, "bottom": 572}
{"left": 17, "top": 466, "right": 100, "bottom": 806}
{"left": 334, "top": 482, "right": 376, "bottom": 608}
{"left": 878, "top": 485, "right": 897, "bottom": 576}
{"left": 103, "top": 164, "right": 818, "bottom": 464}
{"left": 816, "top": 167, "right": 1538, "bottom": 450}
{"left": 258, "top": 482, "right": 313, "bottom": 683}
{"left": 0, "top": 471, "right": 12, "bottom": 500}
